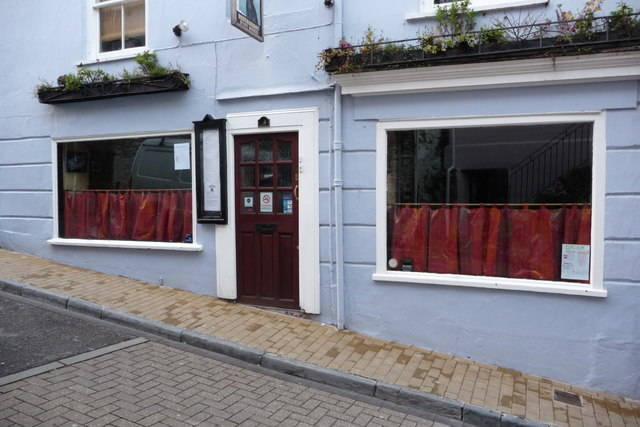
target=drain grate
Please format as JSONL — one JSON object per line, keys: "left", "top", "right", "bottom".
{"left": 553, "top": 389, "right": 582, "bottom": 407}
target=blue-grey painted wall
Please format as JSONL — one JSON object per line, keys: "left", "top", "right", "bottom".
{"left": 1, "top": 0, "right": 638, "bottom": 398}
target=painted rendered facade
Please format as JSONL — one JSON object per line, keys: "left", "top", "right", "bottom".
{"left": 1, "top": 0, "right": 638, "bottom": 398}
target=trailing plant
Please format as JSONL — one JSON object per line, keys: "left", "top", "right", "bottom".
{"left": 435, "top": 0, "right": 476, "bottom": 37}
{"left": 134, "top": 51, "right": 172, "bottom": 76}
{"left": 36, "top": 51, "right": 187, "bottom": 97}
{"left": 496, "top": 10, "right": 548, "bottom": 41}
{"left": 318, "top": 38, "right": 356, "bottom": 72}
{"left": 420, "top": 33, "right": 447, "bottom": 54}
{"left": 479, "top": 24, "right": 508, "bottom": 45}
{"left": 453, "top": 32, "right": 478, "bottom": 50}
{"left": 609, "top": 1, "right": 638, "bottom": 34}
{"left": 57, "top": 68, "right": 115, "bottom": 92}
{"left": 553, "top": 0, "right": 604, "bottom": 42}
{"left": 358, "top": 26, "right": 385, "bottom": 57}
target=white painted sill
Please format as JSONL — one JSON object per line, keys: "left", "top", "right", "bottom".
{"left": 76, "top": 47, "right": 148, "bottom": 66}
{"left": 47, "top": 238, "right": 203, "bottom": 252}
{"left": 406, "top": 0, "right": 548, "bottom": 20}
{"left": 372, "top": 271, "right": 607, "bottom": 297}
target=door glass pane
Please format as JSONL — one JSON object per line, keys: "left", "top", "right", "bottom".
{"left": 277, "top": 192, "right": 294, "bottom": 214}
{"left": 259, "top": 165, "right": 273, "bottom": 187}
{"left": 241, "top": 166, "right": 254, "bottom": 187}
{"left": 259, "top": 140, "right": 273, "bottom": 162}
{"left": 242, "top": 191, "right": 255, "bottom": 213}
{"left": 241, "top": 143, "right": 255, "bottom": 162}
{"left": 277, "top": 164, "right": 292, "bottom": 187}
{"left": 277, "top": 141, "right": 291, "bottom": 161}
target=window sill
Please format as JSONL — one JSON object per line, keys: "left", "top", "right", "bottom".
{"left": 372, "top": 271, "right": 607, "bottom": 297}
{"left": 406, "top": 0, "right": 548, "bottom": 20}
{"left": 47, "top": 238, "right": 203, "bottom": 252}
{"left": 77, "top": 47, "right": 148, "bottom": 66}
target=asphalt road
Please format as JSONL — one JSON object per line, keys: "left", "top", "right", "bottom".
{"left": 0, "top": 293, "right": 136, "bottom": 377}
{"left": 0, "top": 292, "right": 456, "bottom": 426}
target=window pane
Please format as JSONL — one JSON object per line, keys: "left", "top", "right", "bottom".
{"left": 124, "top": 0, "right": 145, "bottom": 48}
{"left": 259, "top": 140, "right": 273, "bottom": 162}
{"left": 241, "top": 143, "right": 255, "bottom": 162}
{"left": 59, "top": 135, "right": 193, "bottom": 243}
{"left": 241, "top": 166, "right": 255, "bottom": 187}
{"left": 277, "top": 141, "right": 291, "bottom": 161}
{"left": 386, "top": 123, "right": 592, "bottom": 283}
{"left": 100, "top": 5, "right": 122, "bottom": 52}
{"left": 259, "top": 165, "right": 273, "bottom": 187}
{"left": 277, "top": 164, "right": 292, "bottom": 187}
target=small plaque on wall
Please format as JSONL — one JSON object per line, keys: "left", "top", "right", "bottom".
{"left": 194, "top": 115, "right": 228, "bottom": 223}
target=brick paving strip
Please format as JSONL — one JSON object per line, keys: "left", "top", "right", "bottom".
{"left": 1, "top": 340, "right": 453, "bottom": 426}
{"left": 1, "top": 249, "right": 639, "bottom": 427}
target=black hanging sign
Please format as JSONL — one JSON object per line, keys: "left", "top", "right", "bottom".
{"left": 230, "top": 0, "right": 264, "bottom": 42}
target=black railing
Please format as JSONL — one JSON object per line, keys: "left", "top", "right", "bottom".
{"left": 508, "top": 123, "right": 592, "bottom": 203}
{"left": 323, "top": 13, "right": 640, "bottom": 72}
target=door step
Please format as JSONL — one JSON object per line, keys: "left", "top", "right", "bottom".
{"left": 246, "top": 304, "right": 309, "bottom": 320}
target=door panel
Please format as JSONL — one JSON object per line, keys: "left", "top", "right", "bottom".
{"left": 235, "top": 133, "right": 299, "bottom": 308}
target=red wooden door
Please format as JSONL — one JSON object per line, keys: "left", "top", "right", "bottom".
{"left": 234, "top": 133, "right": 299, "bottom": 308}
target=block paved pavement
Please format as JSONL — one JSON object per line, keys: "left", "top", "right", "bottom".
{"left": 1, "top": 248, "right": 639, "bottom": 426}
{"left": 1, "top": 338, "right": 451, "bottom": 426}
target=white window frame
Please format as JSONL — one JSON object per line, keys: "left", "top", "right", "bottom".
{"left": 407, "top": 0, "right": 548, "bottom": 20}
{"left": 373, "top": 112, "right": 606, "bottom": 297}
{"left": 84, "top": 0, "right": 148, "bottom": 64}
{"left": 48, "top": 130, "right": 203, "bottom": 251}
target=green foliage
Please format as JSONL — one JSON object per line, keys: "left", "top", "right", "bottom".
{"left": 420, "top": 34, "right": 447, "bottom": 54}
{"left": 609, "top": 1, "right": 638, "bottom": 34}
{"left": 435, "top": 0, "right": 476, "bottom": 37}
{"left": 479, "top": 24, "right": 508, "bottom": 45}
{"left": 55, "top": 68, "right": 115, "bottom": 92}
{"left": 358, "top": 26, "right": 385, "bottom": 56}
{"left": 554, "top": 0, "right": 604, "bottom": 40}
{"left": 36, "top": 51, "right": 186, "bottom": 97}
{"left": 134, "top": 51, "right": 171, "bottom": 76}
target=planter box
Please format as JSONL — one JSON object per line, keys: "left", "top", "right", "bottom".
{"left": 37, "top": 72, "right": 189, "bottom": 104}
{"left": 324, "top": 29, "right": 640, "bottom": 74}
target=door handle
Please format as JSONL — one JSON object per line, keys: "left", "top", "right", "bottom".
{"left": 293, "top": 185, "right": 299, "bottom": 201}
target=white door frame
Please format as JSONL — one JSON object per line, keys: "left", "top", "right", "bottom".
{"left": 216, "top": 108, "right": 320, "bottom": 313}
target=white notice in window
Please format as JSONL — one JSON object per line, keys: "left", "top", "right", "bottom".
{"left": 203, "top": 130, "right": 221, "bottom": 212}
{"left": 561, "top": 244, "right": 590, "bottom": 281}
{"left": 174, "top": 143, "right": 190, "bottom": 170}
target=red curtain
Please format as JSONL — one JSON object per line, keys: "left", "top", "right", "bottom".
{"left": 63, "top": 190, "right": 193, "bottom": 242}
{"left": 391, "top": 206, "right": 429, "bottom": 271}
{"left": 389, "top": 204, "right": 590, "bottom": 282}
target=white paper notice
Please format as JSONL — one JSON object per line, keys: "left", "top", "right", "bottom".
{"left": 174, "top": 143, "right": 190, "bottom": 170}
{"left": 561, "top": 244, "right": 590, "bottom": 281}
{"left": 203, "top": 130, "right": 221, "bottom": 212}
{"left": 260, "top": 192, "right": 273, "bottom": 213}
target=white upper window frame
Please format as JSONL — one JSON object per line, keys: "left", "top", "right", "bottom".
{"left": 407, "top": 0, "right": 548, "bottom": 20}
{"left": 373, "top": 112, "right": 606, "bottom": 297}
{"left": 85, "top": 0, "right": 148, "bottom": 64}
{"left": 48, "top": 129, "right": 203, "bottom": 252}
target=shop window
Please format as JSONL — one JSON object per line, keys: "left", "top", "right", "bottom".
{"left": 381, "top": 119, "right": 601, "bottom": 288}
{"left": 93, "top": 0, "right": 145, "bottom": 55}
{"left": 57, "top": 134, "right": 193, "bottom": 243}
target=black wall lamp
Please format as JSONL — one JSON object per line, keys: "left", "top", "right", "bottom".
{"left": 324, "top": 0, "right": 334, "bottom": 6}
{"left": 173, "top": 20, "right": 189, "bottom": 37}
